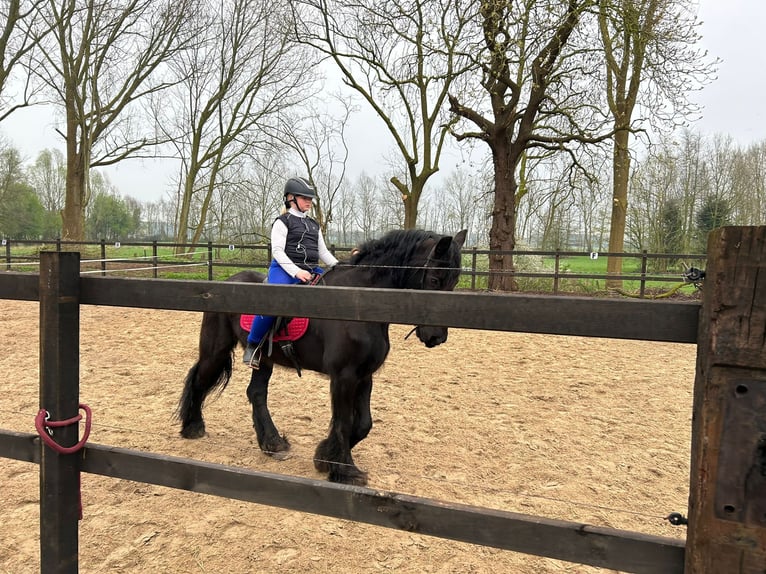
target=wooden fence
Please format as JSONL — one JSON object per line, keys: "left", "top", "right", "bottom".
{"left": 2, "top": 237, "right": 706, "bottom": 295}
{"left": 0, "top": 225, "right": 764, "bottom": 573}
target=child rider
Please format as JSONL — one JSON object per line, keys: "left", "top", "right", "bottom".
{"left": 243, "top": 177, "right": 339, "bottom": 367}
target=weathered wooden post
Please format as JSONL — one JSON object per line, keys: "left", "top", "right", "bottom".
{"left": 39, "top": 251, "right": 81, "bottom": 573}
{"left": 686, "top": 226, "right": 766, "bottom": 572}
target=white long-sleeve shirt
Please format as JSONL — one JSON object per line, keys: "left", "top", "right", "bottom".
{"left": 271, "top": 207, "right": 339, "bottom": 277}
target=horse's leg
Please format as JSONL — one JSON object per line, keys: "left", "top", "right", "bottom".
{"left": 246, "top": 362, "right": 291, "bottom": 457}
{"left": 314, "top": 368, "right": 368, "bottom": 486}
{"left": 350, "top": 375, "right": 373, "bottom": 449}
{"left": 177, "top": 313, "right": 235, "bottom": 439}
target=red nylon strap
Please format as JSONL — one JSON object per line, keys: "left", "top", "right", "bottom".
{"left": 34, "top": 404, "right": 92, "bottom": 455}
{"left": 34, "top": 404, "right": 92, "bottom": 520}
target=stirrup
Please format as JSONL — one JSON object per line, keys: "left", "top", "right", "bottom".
{"left": 243, "top": 343, "right": 263, "bottom": 369}
{"left": 248, "top": 348, "right": 262, "bottom": 369}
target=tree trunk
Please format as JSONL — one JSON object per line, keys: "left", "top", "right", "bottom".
{"left": 606, "top": 125, "right": 631, "bottom": 289}
{"left": 488, "top": 145, "right": 517, "bottom": 291}
{"left": 401, "top": 177, "right": 423, "bottom": 230}
{"left": 61, "top": 109, "right": 87, "bottom": 241}
{"left": 175, "top": 163, "right": 201, "bottom": 253}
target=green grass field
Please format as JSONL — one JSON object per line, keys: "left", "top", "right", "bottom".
{"left": 458, "top": 252, "right": 705, "bottom": 297}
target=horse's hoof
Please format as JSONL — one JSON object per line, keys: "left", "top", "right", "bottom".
{"left": 269, "top": 450, "right": 292, "bottom": 461}
{"left": 259, "top": 434, "right": 290, "bottom": 457}
{"left": 180, "top": 423, "right": 206, "bottom": 439}
{"left": 329, "top": 467, "right": 368, "bottom": 487}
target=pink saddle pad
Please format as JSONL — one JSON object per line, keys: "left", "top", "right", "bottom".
{"left": 239, "top": 315, "right": 309, "bottom": 341}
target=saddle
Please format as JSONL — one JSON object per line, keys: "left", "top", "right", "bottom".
{"left": 239, "top": 315, "right": 309, "bottom": 341}
{"left": 240, "top": 315, "right": 309, "bottom": 376}
{"left": 240, "top": 271, "right": 324, "bottom": 376}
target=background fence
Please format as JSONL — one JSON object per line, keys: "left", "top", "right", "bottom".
{"left": 2, "top": 237, "right": 707, "bottom": 296}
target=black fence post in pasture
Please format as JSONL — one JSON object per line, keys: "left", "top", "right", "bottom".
{"left": 38, "top": 251, "right": 82, "bottom": 574}
{"left": 207, "top": 241, "right": 214, "bottom": 281}
{"left": 99, "top": 239, "right": 106, "bottom": 276}
{"left": 685, "top": 225, "right": 766, "bottom": 572}
{"left": 152, "top": 241, "right": 158, "bottom": 278}
{"left": 3, "top": 238, "right": 10, "bottom": 271}
{"left": 638, "top": 250, "right": 648, "bottom": 298}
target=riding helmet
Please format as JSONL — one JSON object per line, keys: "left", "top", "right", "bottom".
{"left": 284, "top": 177, "right": 317, "bottom": 200}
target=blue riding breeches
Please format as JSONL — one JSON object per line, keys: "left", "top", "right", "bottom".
{"left": 246, "top": 260, "right": 324, "bottom": 345}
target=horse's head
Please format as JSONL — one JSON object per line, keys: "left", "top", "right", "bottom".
{"left": 412, "top": 229, "right": 467, "bottom": 348}
{"left": 348, "top": 228, "right": 468, "bottom": 347}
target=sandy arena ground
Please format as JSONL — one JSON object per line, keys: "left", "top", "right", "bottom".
{"left": 0, "top": 299, "right": 696, "bottom": 573}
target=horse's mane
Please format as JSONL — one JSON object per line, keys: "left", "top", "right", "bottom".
{"left": 347, "top": 229, "right": 452, "bottom": 286}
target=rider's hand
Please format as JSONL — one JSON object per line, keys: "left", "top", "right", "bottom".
{"left": 295, "top": 270, "right": 312, "bottom": 283}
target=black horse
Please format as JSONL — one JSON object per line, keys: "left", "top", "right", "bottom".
{"left": 177, "top": 228, "right": 467, "bottom": 485}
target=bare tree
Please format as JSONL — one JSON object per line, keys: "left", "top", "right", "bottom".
{"left": 675, "top": 129, "right": 709, "bottom": 252}
{"left": 449, "top": 0, "right": 612, "bottom": 290}
{"left": 0, "top": 0, "right": 50, "bottom": 121}
{"left": 571, "top": 154, "right": 610, "bottom": 252}
{"left": 598, "top": 0, "right": 715, "bottom": 286}
{"left": 31, "top": 0, "right": 196, "bottom": 240}
{"left": 333, "top": 176, "right": 357, "bottom": 245}
{"left": 277, "top": 96, "right": 353, "bottom": 234}
{"left": 442, "top": 166, "right": 484, "bottom": 236}
{"left": 352, "top": 171, "right": 382, "bottom": 239}
{"left": 228, "top": 151, "right": 287, "bottom": 244}
{"left": 157, "top": 0, "right": 314, "bottom": 250}
{"left": 731, "top": 141, "right": 766, "bottom": 226}
{"left": 297, "top": 0, "right": 475, "bottom": 228}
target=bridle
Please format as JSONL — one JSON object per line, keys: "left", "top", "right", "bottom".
{"left": 403, "top": 245, "right": 455, "bottom": 340}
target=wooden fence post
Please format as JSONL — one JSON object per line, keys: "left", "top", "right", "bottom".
{"left": 39, "top": 251, "right": 81, "bottom": 574}
{"left": 686, "top": 226, "right": 766, "bottom": 572}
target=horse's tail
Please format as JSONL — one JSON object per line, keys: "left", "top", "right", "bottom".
{"left": 175, "top": 310, "right": 237, "bottom": 424}
{"left": 175, "top": 357, "right": 233, "bottom": 422}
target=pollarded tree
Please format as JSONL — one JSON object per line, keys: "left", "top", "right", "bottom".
{"left": 32, "top": 0, "right": 197, "bottom": 241}
{"left": 598, "top": 0, "right": 715, "bottom": 287}
{"left": 296, "top": 0, "right": 476, "bottom": 228}
{"left": 449, "top": 0, "right": 613, "bottom": 290}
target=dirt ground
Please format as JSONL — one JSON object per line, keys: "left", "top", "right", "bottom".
{"left": 0, "top": 299, "right": 696, "bottom": 573}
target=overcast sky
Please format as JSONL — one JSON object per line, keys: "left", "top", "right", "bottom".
{"left": 1, "top": 0, "right": 763, "bottom": 203}
{"left": 693, "top": 0, "right": 765, "bottom": 141}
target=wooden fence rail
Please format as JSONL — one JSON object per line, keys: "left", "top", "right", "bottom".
{"left": 0, "top": 225, "right": 764, "bottom": 573}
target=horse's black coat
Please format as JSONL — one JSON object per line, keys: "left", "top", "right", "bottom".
{"left": 177, "top": 229, "right": 467, "bottom": 485}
